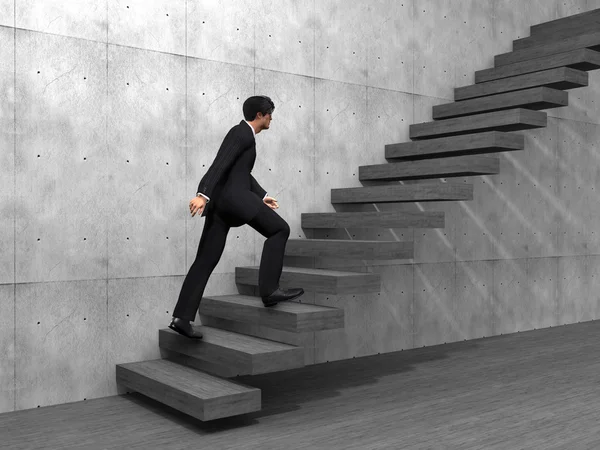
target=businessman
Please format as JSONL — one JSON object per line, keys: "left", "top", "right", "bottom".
{"left": 169, "top": 96, "right": 304, "bottom": 339}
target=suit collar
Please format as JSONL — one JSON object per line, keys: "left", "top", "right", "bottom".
{"left": 241, "top": 119, "right": 256, "bottom": 139}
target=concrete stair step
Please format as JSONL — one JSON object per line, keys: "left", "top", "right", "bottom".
{"left": 116, "top": 358, "right": 261, "bottom": 421}
{"left": 284, "top": 238, "right": 413, "bottom": 259}
{"left": 433, "top": 87, "right": 568, "bottom": 120}
{"left": 455, "top": 67, "right": 588, "bottom": 101}
{"left": 300, "top": 210, "right": 445, "bottom": 229}
{"left": 359, "top": 155, "right": 499, "bottom": 181}
{"left": 159, "top": 326, "right": 304, "bottom": 376}
{"left": 199, "top": 294, "right": 344, "bottom": 332}
{"left": 475, "top": 48, "right": 600, "bottom": 84}
{"left": 235, "top": 265, "right": 381, "bottom": 295}
{"left": 386, "top": 131, "right": 524, "bottom": 160}
{"left": 410, "top": 109, "right": 547, "bottom": 140}
{"left": 513, "top": 8, "right": 600, "bottom": 50}
{"left": 331, "top": 182, "right": 473, "bottom": 204}
{"left": 495, "top": 30, "right": 600, "bottom": 67}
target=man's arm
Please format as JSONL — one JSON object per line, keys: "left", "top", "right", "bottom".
{"left": 196, "top": 127, "right": 250, "bottom": 200}
{"left": 250, "top": 173, "right": 267, "bottom": 200}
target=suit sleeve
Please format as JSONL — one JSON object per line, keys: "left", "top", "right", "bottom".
{"left": 250, "top": 173, "right": 267, "bottom": 200}
{"left": 196, "top": 127, "right": 250, "bottom": 200}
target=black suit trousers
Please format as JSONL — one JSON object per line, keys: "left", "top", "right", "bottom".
{"left": 172, "top": 202, "right": 291, "bottom": 322}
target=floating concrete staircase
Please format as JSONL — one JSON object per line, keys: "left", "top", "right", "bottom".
{"left": 116, "top": 8, "right": 600, "bottom": 421}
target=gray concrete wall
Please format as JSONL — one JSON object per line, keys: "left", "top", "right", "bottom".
{"left": 1, "top": 0, "right": 600, "bottom": 412}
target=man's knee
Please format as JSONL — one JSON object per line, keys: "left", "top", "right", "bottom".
{"left": 281, "top": 221, "right": 290, "bottom": 236}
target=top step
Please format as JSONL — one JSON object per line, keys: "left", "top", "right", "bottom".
{"left": 514, "top": 9, "right": 600, "bottom": 50}
{"left": 495, "top": 30, "right": 600, "bottom": 67}
{"left": 531, "top": 9, "right": 600, "bottom": 36}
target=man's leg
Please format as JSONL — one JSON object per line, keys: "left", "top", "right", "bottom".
{"left": 173, "top": 211, "right": 231, "bottom": 321}
{"left": 247, "top": 204, "right": 291, "bottom": 297}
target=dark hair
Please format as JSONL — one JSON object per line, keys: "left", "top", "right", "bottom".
{"left": 243, "top": 95, "right": 275, "bottom": 121}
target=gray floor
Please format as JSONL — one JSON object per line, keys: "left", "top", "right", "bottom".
{"left": 2, "top": 320, "right": 600, "bottom": 450}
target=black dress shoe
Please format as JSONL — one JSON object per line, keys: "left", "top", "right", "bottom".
{"left": 169, "top": 318, "right": 203, "bottom": 339}
{"left": 262, "top": 287, "right": 305, "bottom": 307}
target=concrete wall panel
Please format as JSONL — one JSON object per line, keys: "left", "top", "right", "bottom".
{"left": 453, "top": 178, "right": 496, "bottom": 262}
{"left": 186, "top": 57, "right": 256, "bottom": 272}
{"left": 15, "top": 280, "right": 108, "bottom": 409}
{"left": 484, "top": 151, "right": 533, "bottom": 261}
{"left": 1, "top": 26, "right": 14, "bottom": 285}
{"left": 367, "top": 0, "right": 413, "bottom": 93}
{"left": 515, "top": 121, "right": 560, "bottom": 259}
{"left": 107, "top": 45, "right": 185, "bottom": 279}
{"left": 528, "top": 256, "right": 559, "bottom": 328}
{"left": 557, "top": 255, "right": 600, "bottom": 325}
{"left": 338, "top": 88, "right": 415, "bottom": 256}
{"left": 0, "top": 284, "right": 15, "bottom": 413}
{"left": 414, "top": 0, "right": 495, "bottom": 99}
{"left": 314, "top": 263, "right": 413, "bottom": 363}
{"left": 0, "top": 3, "right": 13, "bottom": 28}
{"left": 255, "top": 69, "right": 315, "bottom": 242}
{"left": 108, "top": 0, "right": 185, "bottom": 55}
{"left": 492, "top": 258, "right": 528, "bottom": 335}
{"left": 15, "top": 0, "right": 107, "bottom": 42}
{"left": 492, "top": 1, "right": 557, "bottom": 49}
{"left": 315, "top": 1, "right": 369, "bottom": 86}
{"left": 548, "top": 71, "right": 600, "bottom": 125}
{"left": 413, "top": 262, "right": 458, "bottom": 347}
{"left": 15, "top": 30, "right": 107, "bottom": 284}
{"left": 455, "top": 260, "right": 494, "bottom": 340}
{"left": 314, "top": 79, "right": 367, "bottom": 213}
{"left": 413, "top": 200, "right": 457, "bottom": 264}
{"left": 255, "top": 0, "right": 314, "bottom": 78}
{"left": 187, "top": 0, "right": 255, "bottom": 67}
{"left": 493, "top": 257, "right": 557, "bottom": 334}
{"left": 367, "top": 87, "right": 413, "bottom": 165}
{"left": 556, "top": 120, "right": 600, "bottom": 256}
{"left": 558, "top": 0, "right": 592, "bottom": 16}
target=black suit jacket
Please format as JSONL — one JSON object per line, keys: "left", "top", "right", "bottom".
{"left": 197, "top": 120, "right": 267, "bottom": 225}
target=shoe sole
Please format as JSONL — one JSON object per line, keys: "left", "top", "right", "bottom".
{"left": 262, "top": 290, "right": 304, "bottom": 307}
{"left": 168, "top": 323, "right": 203, "bottom": 339}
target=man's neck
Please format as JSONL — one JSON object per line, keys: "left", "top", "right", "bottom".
{"left": 246, "top": 120, "right": 262, "bottom": 135}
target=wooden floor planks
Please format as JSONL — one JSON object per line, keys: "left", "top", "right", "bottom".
{"left": 3, "top": 320, "right": 600, "bottom": 449}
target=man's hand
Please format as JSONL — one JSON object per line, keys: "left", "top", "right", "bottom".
{"left": 189, "top": 196, "right": 207, "bottom": 217}
{"left": 189, "top": 195, "right": 278, "bottom": 217}
{"left": 264, "top": 196, "right": 279, "bottom": 210}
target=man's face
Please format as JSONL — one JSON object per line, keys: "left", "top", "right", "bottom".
{"left": 258, "top": 111, "right": 272, "bottom": 129}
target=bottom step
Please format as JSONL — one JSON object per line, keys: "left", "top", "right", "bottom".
{"left": 116, "top": 358, "right": 261, "bottom": 421}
